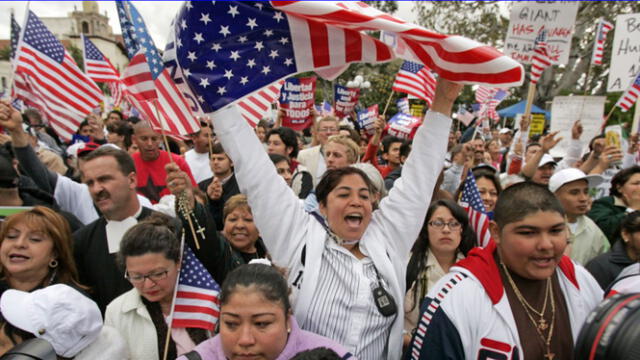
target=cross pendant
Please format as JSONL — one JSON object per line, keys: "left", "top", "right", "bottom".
{"left": 544, "top": 352, "right": 555, "bottom": 360}
{"left": 196, "top": 226, "right": 206, "bottom": 239}
{"left": 538, "top": 318, "right": 548, "bottom": 331}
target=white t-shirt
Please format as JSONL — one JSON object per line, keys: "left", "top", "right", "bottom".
{"left": 184, "top": 149, "right": 212, "bottom": 184}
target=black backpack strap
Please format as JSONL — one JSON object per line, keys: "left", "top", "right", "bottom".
{"left": 182, "top": 350, "right": 203, "bottom": 360}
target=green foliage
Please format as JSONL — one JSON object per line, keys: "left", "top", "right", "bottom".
{"left": 0, "top": 46, "right": 10, "bottom": 61}
{"left": 363, "top": 1, "right": 398, "bottom": 15}
{"left": 65, "top": 42, "right": 84, "bottom": 70}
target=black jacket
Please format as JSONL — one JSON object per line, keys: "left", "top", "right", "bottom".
{"left": 198, "top": 174, "right": 240, "bottom": 230}
{"left": 586, "top": 239, "right": 635, "bottom": 290}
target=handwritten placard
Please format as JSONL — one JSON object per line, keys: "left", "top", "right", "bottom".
{"left": 504, "top": 2, "right": 579, "bottom": 65}
{"left": 549, "top": 96, "right": 605, "bottom": 157}
{"left": 607, "top": 13, "right": 640, "bottom": 92}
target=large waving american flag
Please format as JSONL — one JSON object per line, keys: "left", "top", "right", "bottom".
{"left": 81, "top": 34, "right": 123, "bottom": 107}
{"left": 13, "top": 11, "right": 103, "bottom": 141}
{"left": 591, "top": 18, "right": 614, "bottom": 66}
{"left": 392, "top": 60, "right": 436, "bottom": 106}
{"left": 459, "top": 170, "right": 492, "bottom": 248}
{"left": 167, "top": 1, "right": 523, "bottom": 117}
{"left": 117, "top": 0, "right": 200, "bottom": 136}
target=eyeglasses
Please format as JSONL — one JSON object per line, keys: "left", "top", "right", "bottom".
{"left": 318, "top": 127, "right": 338, "bottom": 133}
{"left": 428, "top": 220, "right": 462, "bottom": 230}
{"left": 125, "top": 270, "right": 169, "bottom": 284}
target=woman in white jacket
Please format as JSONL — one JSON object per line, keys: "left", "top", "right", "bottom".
{"left": 213, "top": 79, "right": 462, "bottom": 359}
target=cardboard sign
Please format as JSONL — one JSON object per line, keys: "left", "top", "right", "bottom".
{"left": 549, "top": 96, "right": 606, "bottom": 157}
{"left": 279, "top": 77, "right": 316, "bottom": 131}
{"left": 607, "top": 13, "right": 640, "bottom": 92}
{"left": 357, "top": 105, "right": 379, "bottom": 136}
{"left": 504, "top": 2, "right": 579, "bottom": 65}
{"left": 334, "top": 85, "right": 360, "bottom": 119}
{"left": 410, "top": 104, "right": 425, "bottom": 118}
{"left": 385, "top": 113, "right": 422, "bottom": 140}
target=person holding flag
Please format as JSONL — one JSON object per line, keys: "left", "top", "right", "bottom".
{"left": 106, "top": 213, "right": 219, "bottom": 360}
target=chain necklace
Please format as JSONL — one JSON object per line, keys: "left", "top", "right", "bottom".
{"left": 501, "top": 262, "right": 556, "bottom": 360}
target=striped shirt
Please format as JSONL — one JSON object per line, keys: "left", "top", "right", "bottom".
{"left": 302, "top": 240, "right": 396, "bottom": 359}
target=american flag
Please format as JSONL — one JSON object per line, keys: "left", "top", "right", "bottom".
{"left": 238, "top": 80, "right": 284, "bottom": 128}
{"left": 392, "top": 60, "right": 436, "bottom": 106}
{"left": 456, "top": 106, "right": 475, "bottom": 126}
{"left": 475, "top": 86, "right": 497, "bottom": 105}
{"left": 315, "top": 101, "right": 334, "bottom": 116}
{"left": 81, "top": 34, "right": 123, "bottom": 107}
{"left": 591, "top": 19, "right": 614, "bottom": 66}
{"left": 397, "top": 97, "right": 410, "bottom": 114}
{"left": 530, "top": 30, "right": 552, "bottom": 84}
{"left": 483, "top": 89, "right": 508, "bottom": 122}
{"left": 12, "top": 11, "right": 103, "bottom": 141}
{"left": 9, "top": 11, "right": 19, "bottom": 61}
{"left": 459, "top": 170, "right": 492, "bottom": 248}
{"left": 168, "top": 1, "right": 523, "bottom": 118}
{"left": 117, "top": 1, "right": 200, "bottom": 136}
{"left": 616, "top": 71, "right": 640, "bottom": 112}
{"left": 170, "top": 245, "right": 221, "bottom": 330}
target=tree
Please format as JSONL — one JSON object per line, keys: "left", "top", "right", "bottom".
{"left": 363, "top": 1, "right": 398, "bottom": 15}
{"left": 413, "top": 1, "right": 640, "bottom": 124}
{"left": 0, "top": 46, "right": 10, "bottom": 61}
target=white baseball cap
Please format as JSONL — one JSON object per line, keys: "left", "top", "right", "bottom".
{"left": 499, "top": 128, "right": 513, "bottom": 135}
{"left": 0, "top": 284, "right": 102, "bottom": 357}
{"left": 549, "top": 168, "right": 604, "bottom": 193}
{"left": 539, "top": 154, "right": 557, "bottom": 168}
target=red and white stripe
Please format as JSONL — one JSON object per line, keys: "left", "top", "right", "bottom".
{"left": 171, "top": 284, "right": 220, "bottom": 330}
{"left": 272, "top": 1, "right": 524, "bottom": 87}
{"left": 463, "top": 204, "right": 492, "bottom": 248}
{"left": 615, "top": 73, "right": 640, "bottom": 112}
{"left": 237, "top": 80, "right": 285, "bottom": 128}
{"left": 591, "top": 19, "right": 614, "bottom": 66}
{"left": 392, "top": 66, "right": 436, "bottom": 106}
{"left": 122, "top": 50, "right": 200, "bottom": 135}
{"left": 530, "top": 42, "right": 552, "bottom": 84}
{"left": 475, "top": 86, "right": 496, "bottom": 104}
{"left": 14, "top": 46, "right": 103, "bottom": 141}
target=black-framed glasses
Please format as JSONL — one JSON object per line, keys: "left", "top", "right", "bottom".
{"left": 428, "top": 220, "right": 461, "bottom": 230}
{"left": 124, "top": 270, "right": 169, "bottom": 284}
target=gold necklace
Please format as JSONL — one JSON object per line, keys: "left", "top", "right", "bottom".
{"left": 501, "top": 262, "right": 551, "bottom": 331}
{"left": 501, "top": 262, "right": 556, "bottom": 360}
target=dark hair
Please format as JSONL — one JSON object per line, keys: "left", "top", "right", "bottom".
{"left": 338, "top": 126, "right": 361, "bottom": 145}
{"left": 76, "top": 119, "right": 90, "bottom": 134}
{"left": 405, "top": 200, "right": 476, "bottom": 310}
{"left": 619, "top": 211, "right": 640, "bottom": 243}
{"left": 315, "top": 167, "right": 375, "bottom": 207}
{"left": 381, "top": 135, "right": 403, "bottom": 154}
{"left": 23, "top": 108, "right": 42, "bottom": 125}
{"left": 525, "top": 142, "right": 541, "bottom": 152}
{"left": 127, "top": 116, "right": 141, "bottom": 125}
{"left": 589, "top": 134, "right": 605, "bottom": 152}
{"left": 454, "top": 168, "right": 502, "bottom": 203}
{"left": 269, "top": 153, "right": 290, "bottom": 166}
{"left": 106, "top": 120, "right": 133, "bottom": 149}
{"left": 81, "top": 146, "right": 136, "bottom": 176}
{"left": 211, "top": 142, "right": 226, "bottom": 156}
{"left": 108, "top": 110, "right": 124, "bottom": 122}
{"left": 118, "top": 213, "right": 180, "bottom": 269}
{"left": 611, "top": 166, "right": 640, "bottom": 198}
{"left": 256, "top": 119, "right": 270, "bottom": 131}
{"left": 219, "top": 264, "right": 291, "bottom": 314}
{"left": 400, "top": 141, "right": 412, "bottom": 159}
{"left": 267, "top": 127, "right": 299, "bottom": 158}
{"left": 290, "top": 347, "right": 342, "bottom": 360}
{"left": 493, "top": 182, "right": 564, "bottom": 229}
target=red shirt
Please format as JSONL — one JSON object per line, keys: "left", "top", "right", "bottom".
{"left": 133, "top": 150, "right": 197, "bottom": 204}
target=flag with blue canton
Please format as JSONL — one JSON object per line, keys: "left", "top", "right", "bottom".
{"left": 616, "top": 71, "right": 640, "bottom": 112}
{"left": 171, "top": 244, "right": 221, "bottom": 330}
{"left": 459, "top": 170, "right": 492, "bottom": 247}
{"left": 116, "top": 0, "right": 200, "bottom": 135}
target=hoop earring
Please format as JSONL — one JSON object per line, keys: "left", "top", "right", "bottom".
{"left": 49, "top": 259, "right": 59, "bottom": 268}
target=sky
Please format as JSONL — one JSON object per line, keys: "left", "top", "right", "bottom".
{"left": 1, "top": 1, "right": 418, "bottom": 49}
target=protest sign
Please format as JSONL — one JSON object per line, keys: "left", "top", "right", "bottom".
{"left": 607, "top": 13, "right": 640, "bottom": 92}
{"left": 279, "top": 76, "right": 316, "bottom": 130}
{"left": 410, "top": 104, "right": 425, "bottom": 118}
{"left": 385, "top": 112, "right": 422, "bottom": 140}
{"left": 529, "top": 113, "right": 546, "bottom": 137}
{"left": 334, "top": 85, "right": 360, "bottom": 119}
{"left": 550, "top": 96, "right": 605, "bottom": 157}
{"left": 357, "top": 105, "right": 379, "bottom": 136}
{"left": 504, "top": 2, "right": 579, "bottom": 65}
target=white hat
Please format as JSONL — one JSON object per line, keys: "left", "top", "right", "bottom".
{"left": 0, "top": 284, "right": 102, "bottom": 357}
{"left": 351, "top": 162, "right": 387, "bottom": 198}
{"left": 499, "top": 128, "right": 513, "bottom": 135}
{"left": 549, "top": 168, "right": 604, "bottom": 193}
{"left": 539, "top": 154, "right": 557, "bottom": 167}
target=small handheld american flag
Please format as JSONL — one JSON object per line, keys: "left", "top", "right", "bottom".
{"left": 615, "top": 71, "right": 640, "bottom": 113}
{"left": 392, "top": 61, "right": 436, "bottom": 106}
{"left": 591, "top": 18, "right": 614, "bottom": 66}
{"left": 459, "top": 170, "right": 492, "bottom": 248}
{"left": 530, "top": 30, "right": 552, "bottom": 84}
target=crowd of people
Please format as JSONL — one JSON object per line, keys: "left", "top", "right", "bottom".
{"left": 0, "top": 76, "right": 638, "bottom": 360}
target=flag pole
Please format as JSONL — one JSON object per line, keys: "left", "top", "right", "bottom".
{"left": 523, "top": 82, "right": 536, "bottom": 118}
{"left": 162, "top": 232, "right": 185, "bottom": 360}
{"left": 583, "top": 61, "right": 593, "bottom": 96}
{"left": 633, "top": 98, "right": 640, "bottom": 135}
{"left": 381, "top": 90, "right": 394, "bottom": 117}
{"left": 153, "top": 99, "right": 200, "bottom": 249}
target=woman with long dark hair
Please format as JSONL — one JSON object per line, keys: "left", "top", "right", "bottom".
{"left": 403, "top": 200, "right": 476, "bottom": 345}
